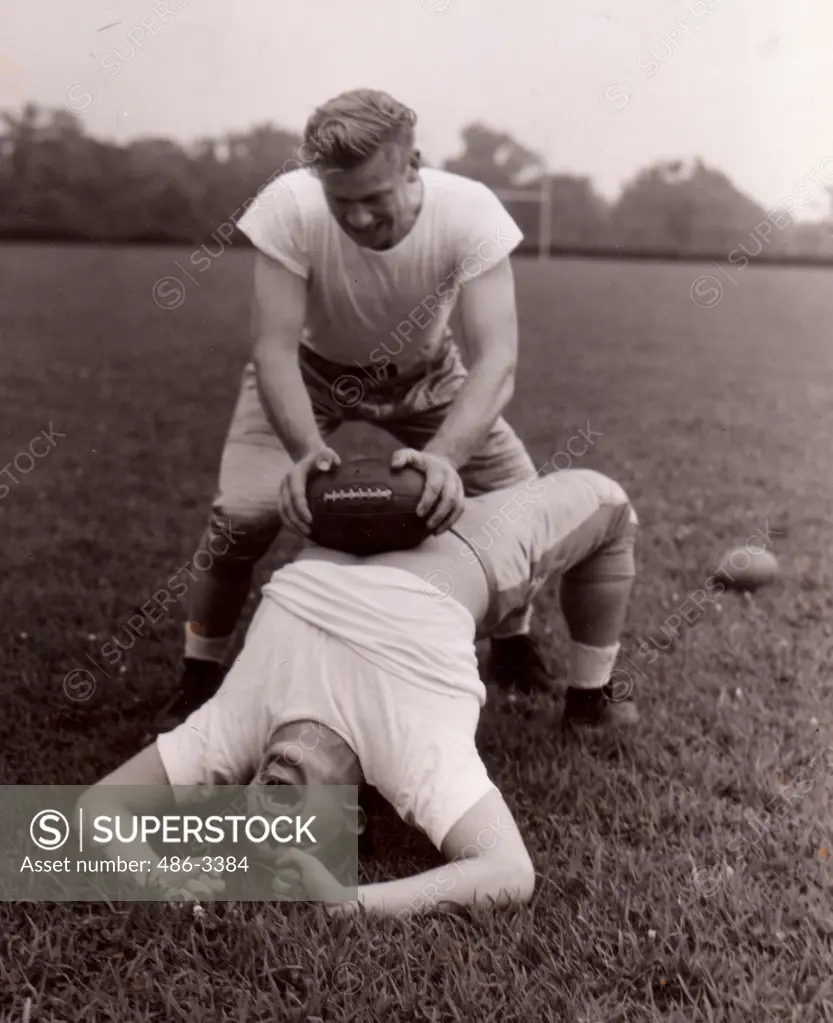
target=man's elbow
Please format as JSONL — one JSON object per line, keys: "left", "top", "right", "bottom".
{"left": 500, "top": 364, "right": 516, "bottom": 403}
{"left": 493, "top": 357, "right": 516, "bottom": 410}
{"left": 252, "top": 335, "right": 281, "bottom": 371}
{"left": 75, "top": 783, "right": 96, "bottom": 817}
{"left": 74, "top": 786, "right": 106, "bottom": 843}
{"left": 253, "top": 332, "right": 299, "bottom": 371}
{"left": 76, "top": 782, "right": 115, "bottom": 820}
{"left": 470, "top": 349, "right": 515, "bottom": 397}
{"left": 507, "top": 850, "right": 536, "bottom": 904}
{"left": 486, "top": 849, "right": 536, "bottom": 907}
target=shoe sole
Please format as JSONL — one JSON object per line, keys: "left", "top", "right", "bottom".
{"left": 563, "top": 703, "right": 640, "bottom": 730}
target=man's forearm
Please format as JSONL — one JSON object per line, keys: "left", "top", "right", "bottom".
{"left": 423, "top": 360, "right": 515, "bottom": 470}
{"left": 76, "top": 793, "right": 163, "bottom": 879}
{"left": 254, "top": 343, "right": 325, "bottom": 462}
{"left": 350, "top": 855, "right": 533, "bottom": 917}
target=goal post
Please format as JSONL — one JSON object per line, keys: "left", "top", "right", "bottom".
{"left": 493, "top": 176, "right": 553, "bottom": 259}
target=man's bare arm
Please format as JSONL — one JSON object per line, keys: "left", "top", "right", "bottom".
{"left": 251, "top": 253, "right": 324, "bottom": 462}
{"left": 423, "top": 258, "right": 519, "bottom": 470}
{"left": 276, "top": 788, "right": 535, "bottom": 917}
{"left": 355, "top": 789, "right": 534, "bottom": 916}
{"left": 75, "top": 744, "right": 174, "bottom": 875}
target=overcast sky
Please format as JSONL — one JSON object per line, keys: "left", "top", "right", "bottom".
{"left": 2, "top": 0, "right": 832, "bottom": 216}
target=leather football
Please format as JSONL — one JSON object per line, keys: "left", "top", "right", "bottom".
{"left": 306, "top": 456, "right": 430, "bottom": 557}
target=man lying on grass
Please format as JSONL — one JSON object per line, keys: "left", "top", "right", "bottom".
{"left": 77, "top": 466, "right": 638, "bottom": 916}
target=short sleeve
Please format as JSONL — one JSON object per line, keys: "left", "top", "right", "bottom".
{"left": 455, "top": 183, "right": 524, "bottom": 284}
{"left": 155, "top": 674, "right": 269, "bottom": 798}
{"left": 237, "top": 173, "right": 311, "bottom": 279}
{"left": 377, "top": 730, "right": 498, "bottom": 850}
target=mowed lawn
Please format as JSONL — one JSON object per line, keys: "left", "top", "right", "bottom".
{"left": 1, "top": 243, "right": 832, "bottom": 1022}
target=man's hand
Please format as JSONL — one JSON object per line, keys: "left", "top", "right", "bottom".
{"left": 138, "top": 862, "right": 226, "bottom": 904}
{"left": 270, "top": 848, "right": 357, "bottom": 913}
{"left": 391, "top": 448, "right": 465, "bottom": 534}
{"left": 278, "top": 446, "right": 341, "bottom": 536}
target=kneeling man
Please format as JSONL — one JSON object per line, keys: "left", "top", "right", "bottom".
{"left": 78, "top": 467, "right": 638, "bottom": 916}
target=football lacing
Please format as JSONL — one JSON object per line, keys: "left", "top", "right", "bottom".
{"left": 322, "top": 485, "right": 393, "bottom": 502}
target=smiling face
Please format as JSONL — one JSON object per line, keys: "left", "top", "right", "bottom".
{"left": 318, "top": 144, "right": 422, "bottom": 250}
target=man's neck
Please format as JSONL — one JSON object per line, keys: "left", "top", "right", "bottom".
{"left": 381, "top": 175, "right": 424, "bottom": 250}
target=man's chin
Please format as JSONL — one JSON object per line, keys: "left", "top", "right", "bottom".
{"left": 351, "top": 227, "right": 392, "bottom": 250}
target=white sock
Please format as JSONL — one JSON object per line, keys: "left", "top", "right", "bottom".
{"left": 568, "top": 640, "right": 620, "bottom": 689}
{"left": 184, "top": 623, "right": 231, "bottom": 665}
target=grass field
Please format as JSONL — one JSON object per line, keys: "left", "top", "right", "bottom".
{"left": 1, "top": 243, "right": 832, "bottom": 1022}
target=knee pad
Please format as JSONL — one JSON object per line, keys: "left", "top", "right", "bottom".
{"left": 565, "top": 503, "right": 637, "bottom": 585}
{"left": 203, "top": 506, "right": 282, "bottom": 568}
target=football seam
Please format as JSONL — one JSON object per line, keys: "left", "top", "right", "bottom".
{"left": 322, "top": 486, "right": 393, "bottom": 502}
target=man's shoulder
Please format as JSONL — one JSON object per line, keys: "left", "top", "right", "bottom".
{"left": 419, "top": 169, "right": 522, "bottom": 257}
{"left": 422, "top": 169, "right": 515, "bottom": 242}
{"left": 257, "top": 168, "right": 326, "bottom": 212}
{"left": 422, "top": 167, "right": 496, "bottom": 201}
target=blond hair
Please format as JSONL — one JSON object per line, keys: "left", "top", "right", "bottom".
{"left": 303, "top": 89, "right": 417, "bottom": 170}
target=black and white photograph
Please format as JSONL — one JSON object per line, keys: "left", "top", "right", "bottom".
{"left": 1, "top": 1, "right": 832, "bottom": 1019}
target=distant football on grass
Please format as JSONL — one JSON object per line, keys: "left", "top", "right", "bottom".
{"left": 306, "top": 455, "right": 430, "bottom": 558}
{"left": 715, "top": 546, "right": 779, "bottom": 591}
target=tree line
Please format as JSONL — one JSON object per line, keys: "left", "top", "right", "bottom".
{"left": 1, "top": 105, "right": 831, "bottom": 261}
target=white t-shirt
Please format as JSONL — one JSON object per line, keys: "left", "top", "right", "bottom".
{"left": 236, "top": 167, "right": 523, "bottom": 373}
{"left": 156, "top": 561, "right": 495, "bottom": 849}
